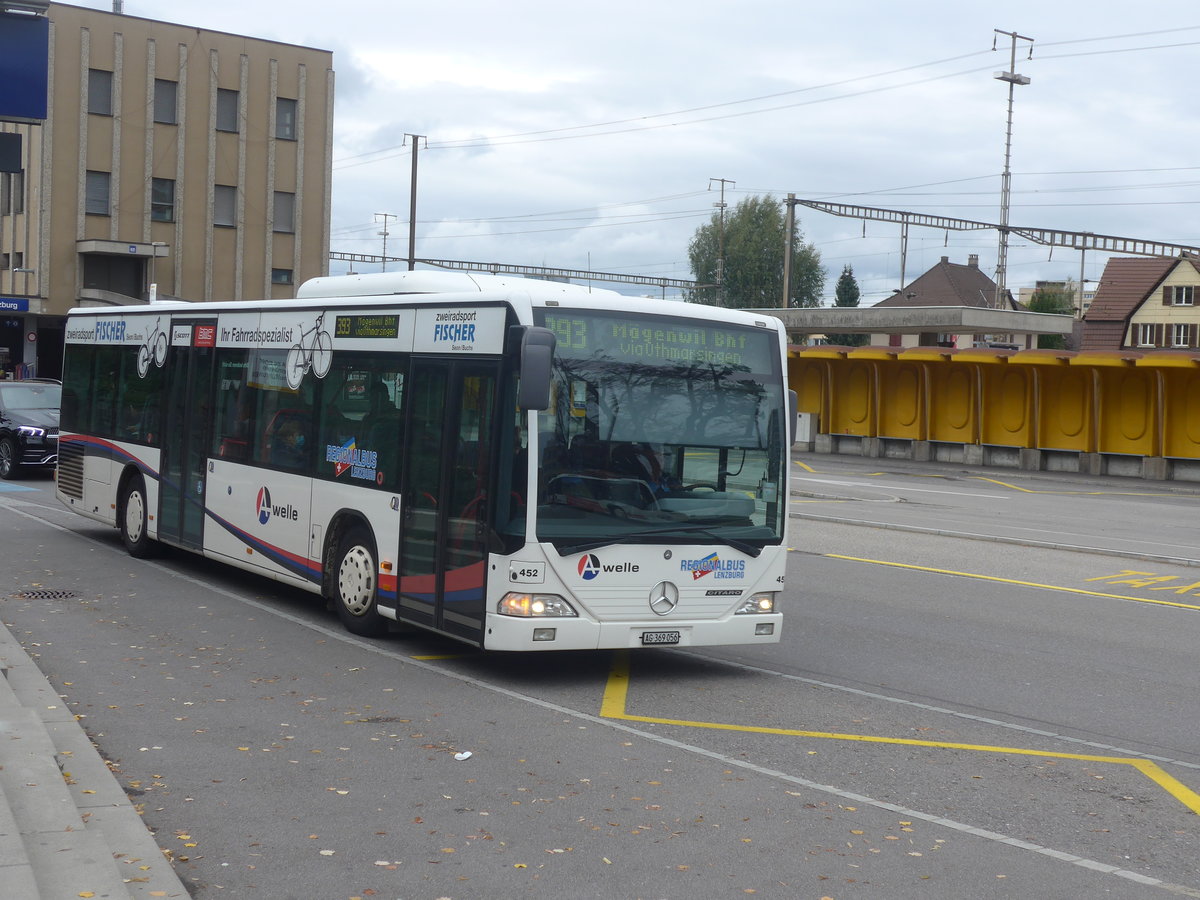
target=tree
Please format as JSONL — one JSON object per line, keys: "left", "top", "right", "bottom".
{"left": 687, "top": 195, "right": 824, "bottom": 308}
{"left": 1026, "top": 281, "right": 1076, "bottom": 350}
{"left": 824, "top": 264, "right": 868, "bottom": 346}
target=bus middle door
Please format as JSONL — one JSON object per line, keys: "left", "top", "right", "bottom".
{"left": 397, "top": 359, "right": 497, "bottom": 644}
{"left": 157, "top": 321, "right": 215, "bottom": 550}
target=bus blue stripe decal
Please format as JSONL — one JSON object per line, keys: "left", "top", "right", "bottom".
{"left": 66, "top": 435, "right": 159, "bottom": 481}
{"left": 65, "top": 436, "right": 398, "bottom": 601}
{"left": 203, "top": 509, "right": 323, "bottom": 582}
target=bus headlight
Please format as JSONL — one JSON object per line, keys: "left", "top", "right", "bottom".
{"left": 735, "top": 592, "right": 776, "bottom": 614}
{"left": 498, "top": 592, "right": 579, "bottom": 618}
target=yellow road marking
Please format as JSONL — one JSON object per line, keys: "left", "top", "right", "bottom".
{"left": 600, "top": 653, "right": 1200, "bottom": 814}
{"left": 969, "top": 476, "right": 1173, "bottom": 498}
{"left": 788, "top": 465, "right": 1176, "bottom": 497}
{"left": 827, "top": 554, "right": 1200, "bottom": 612}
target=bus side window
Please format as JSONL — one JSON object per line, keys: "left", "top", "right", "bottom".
{"left": 363, "top": 380, "right": 403, "bottom": 490}
{"left": 265, "top": 408, "right": 311, "bottom": 470}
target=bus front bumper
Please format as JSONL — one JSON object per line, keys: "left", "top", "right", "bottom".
{"left": 483, "top": 612, "right": 782, "bottom": 652}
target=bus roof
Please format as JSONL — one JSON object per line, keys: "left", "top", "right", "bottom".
{"left": 296, "top": 270, "right": 621, "bottom": 299}
{"left": 64, "top": 271, "right": 786, "bottom": 337}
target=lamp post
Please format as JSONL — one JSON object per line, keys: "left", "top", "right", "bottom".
{"left": 993, "top": 29, "right": 1033, "bottom": 310}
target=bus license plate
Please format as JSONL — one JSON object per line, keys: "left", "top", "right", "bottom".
{"left": 641, "top": 630, "right": 681, "bottom": 645}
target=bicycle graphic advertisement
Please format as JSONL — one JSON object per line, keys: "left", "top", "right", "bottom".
{"left": 285, "top": 312, "right": 333, "bottom": 389}
{"left": 136, "top": 316, "right": 168, "bottom": 377}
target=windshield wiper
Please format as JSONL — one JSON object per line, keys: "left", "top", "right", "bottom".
{"left": 554, "top": 523, "right": 763, "bottom": 557}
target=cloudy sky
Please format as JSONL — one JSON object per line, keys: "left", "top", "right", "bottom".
{"left": 72, "top": 1, "right": 1200, "bottom": 303}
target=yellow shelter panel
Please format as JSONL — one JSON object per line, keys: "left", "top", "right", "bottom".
{"left": 877, "top": 361, "right": 924, "bottom": 440}
{"left": 1161, "top": 369, "right": 1200, "bottom": 458}
{"left": 824, "top": 358, "right": 876, "bottom": 436}
{"left": 926, "top": 364, "right": 976, "bottom": 443}
{"left": 787, "top": 356, "right": 827, "bottom": 416}
{"left": 979, "top": 365, "right": 1034, "bottom": 448}
{"left": 1094, "top": 368, "right": 1157, "bottom": 456}
{"left": 1036, "top": 368, "right": 1095, "bottom": 452}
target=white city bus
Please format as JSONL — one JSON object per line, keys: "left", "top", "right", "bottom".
{"left": 56, "top": 272, "right": 793, "bottom": 650}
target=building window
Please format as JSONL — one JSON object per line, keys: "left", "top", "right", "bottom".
{"left": 9, "top": 171, "right": 22, "bottom": 215}
{"left": 11, "top": 251, "right": 22, "bottom": 270}
{"left": 275, "top": 97, "right": 297, "bottom": 140}
{"left": 88, "top": 69, "right": 113, "bottom": 116}
{"left": 0, "top": 253, "right": 8, "bottom": 270}
{"left": 85, "top": 171, "right": 111, "bottom": 216}
{"left": 0, "top": 172, "right": 9, "bottom": 215}
{"left": 1164, "top": 285, "right": 1195, "bottom": 306}
{"left": 1173, "top": 324, "right": 1191, "bottom": 348}
{"left": 216, "top": 88, "right": 239, "bottom": 132}
{"left": 154, "top": 79, "right": 178, "bottom": 124}
{"left": 214, "top": 184, "right": 237, "bottom": 227}
{"left": 1137, "top": 323, "right": 1156, "bottom": 347}
{"left": 151, "top": 178, "right": 175, "bottom": 222}
{"left": 271, "top": 268, "right": 293, "bottom": 284}
{"left": 273, "top": 191, "right": 295, "bottom": 233}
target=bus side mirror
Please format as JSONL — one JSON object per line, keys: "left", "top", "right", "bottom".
{"left": 517, "top": 326, "right": 556, "bottom": 411}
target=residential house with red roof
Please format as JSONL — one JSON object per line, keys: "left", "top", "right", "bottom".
{"left": 1080, "top": 256, "right": 1200, "bottom": 351}
{"left": 869, "top": 254, "right": 1026, "bottom": 349}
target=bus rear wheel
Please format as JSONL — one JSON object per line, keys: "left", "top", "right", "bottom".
{"left": 119, "top": 473, "right": 156, "bottom": 558}
{"left": 332, "top": 527, "right": 387, "bottom": 636}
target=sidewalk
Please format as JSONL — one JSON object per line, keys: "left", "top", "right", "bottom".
{"left": 0, "top": 622, "right": 189, "bottom": 899}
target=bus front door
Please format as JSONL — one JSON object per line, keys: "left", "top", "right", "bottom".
{"left": 157, "top": 328, "right": 214, "bottom": 550}
{"left": 397, "top": 359, "right": 498, "bottom": 645}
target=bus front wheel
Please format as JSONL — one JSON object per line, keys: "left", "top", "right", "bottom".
{"left": 119, "top": 473, "right": 156, "bottom": 558}
{"left": 332, "top": 526, "right": 387, "bottom": 637}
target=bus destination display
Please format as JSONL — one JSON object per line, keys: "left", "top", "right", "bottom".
{"left": 543, "top": 312, "right": 769, "bottom": 369}
{"left": 334, "top": 314, "right": 400, "bottom": 339}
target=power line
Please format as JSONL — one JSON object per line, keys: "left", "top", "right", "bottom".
{"left": 331, "top": 28, "right": 1200, "bottom": 168}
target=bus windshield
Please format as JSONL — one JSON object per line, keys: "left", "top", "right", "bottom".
{"left": 527, "top": 309, "right": 787, "bottom": 554}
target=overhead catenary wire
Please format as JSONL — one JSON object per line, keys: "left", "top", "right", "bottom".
{"left": 332, "top": 26, "right": 1200, "bottom": 169}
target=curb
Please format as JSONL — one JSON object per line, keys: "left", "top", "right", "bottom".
{"left": 0, "top": 622, "right": 190, "bottom": 899}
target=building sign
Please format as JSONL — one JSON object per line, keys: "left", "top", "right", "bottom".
{"left": 0, "top": 297, "right": 30, "bottom": 313}
{"left": 0, "top": 13, "right": 49, "bottom": 123}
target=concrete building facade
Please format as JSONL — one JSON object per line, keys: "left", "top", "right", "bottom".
{"left": 0, "top": 2, "right": 333, "bottom": 378}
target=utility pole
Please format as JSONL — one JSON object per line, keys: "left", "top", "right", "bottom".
{"left": 708, "top": 177, "right": 734, "bottom": 306}
{"left": 782, "top": 194, "right": 796, "bottom": 307}
{"left": 374, "top": 212, "right": 396, "bottom": 271}
{"left": 993, "top": 28, "right": 1033, "bottom": 309}
{"left": 405, "top": 134, "right": 427, "bottom": 271}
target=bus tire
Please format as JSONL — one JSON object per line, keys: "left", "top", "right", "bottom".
{"left": 119, "top": 472, "right": 156, "bottom": 558}
{"left": 332, "top": 526, "right": 387, "bottom": 637}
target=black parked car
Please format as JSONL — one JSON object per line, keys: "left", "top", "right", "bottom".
{"left": 0, "top": 379, "right": 62, "bottom": 479}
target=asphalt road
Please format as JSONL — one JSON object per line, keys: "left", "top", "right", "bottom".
{"left": 2, "top": 456, "right": 1198, "bottom": 900}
